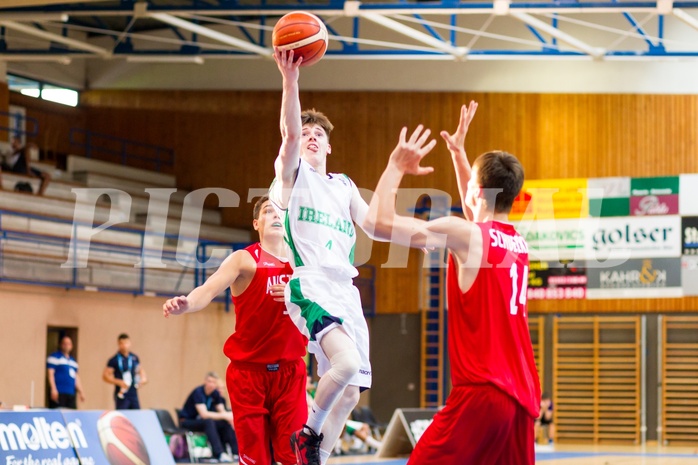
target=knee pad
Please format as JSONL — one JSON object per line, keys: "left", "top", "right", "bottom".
{"left": 327, "top": 348, "right": 361, "bottom": 386}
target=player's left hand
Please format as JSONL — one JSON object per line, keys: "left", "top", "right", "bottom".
{"left": 163, "top": 295, "right": 190, "bottom": 317}
{"left": 389, "top": 125, "right": 437, "bottom": 176}
{"left": 440, "top": 100, "right": 478, "bottom": 156}
{"left": 269, "top": 283, "right": 286, "bottom": 302}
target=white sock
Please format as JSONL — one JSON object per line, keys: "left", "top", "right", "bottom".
{"left": 365, "top": 435, "right": 381, "bottom": 449}
{"left": 306, "top": 402, "right": 331, "bottom": 435}
{"left": 319, "top": 448, "right": 331, "bottom": 465}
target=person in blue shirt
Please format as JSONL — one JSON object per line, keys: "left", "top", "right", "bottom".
{"left": 180, "top": 372, "right": 238, "bottom": 463}
{"left": 103, "top": 333, "right": 148, "bottom": 409}
{"left": 46, "top": 335, "right": 84, "bottom": 409}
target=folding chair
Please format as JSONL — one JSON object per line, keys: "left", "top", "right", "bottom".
{"left": 175, "top": 408, "right": 213, "bottom": 463}
{"left": 153, "top": 408, "right": 209, "bottom": 463}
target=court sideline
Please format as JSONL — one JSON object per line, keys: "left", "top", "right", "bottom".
{"left": 325, "top": 444, "right": 698, "bottom": 465}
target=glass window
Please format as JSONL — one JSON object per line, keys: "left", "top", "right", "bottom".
{"left": 41, "top": 85, "right": 78, "bottom": 107}
{"left": 8, "top": 74, "right": 40, "bottom": 98}
{"left": 7, "top": 74, "right": 79, "bottom": 107}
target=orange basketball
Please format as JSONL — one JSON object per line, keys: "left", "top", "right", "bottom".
{"left": 272, "top": 11, "right": 328, "bottom": 67}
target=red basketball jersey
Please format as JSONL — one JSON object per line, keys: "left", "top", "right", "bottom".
{"left": 224, "top": 243, "right": 307, "bottom": 364}
{"left": 446, "top": 221, "right": 541, "bottom": 418}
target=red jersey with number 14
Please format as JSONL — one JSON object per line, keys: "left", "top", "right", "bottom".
{"left": 447, "top": 221, "right": 541, "bottom": 418}
{"left": 224, "top": 243, "right": 307, "bottom": 364}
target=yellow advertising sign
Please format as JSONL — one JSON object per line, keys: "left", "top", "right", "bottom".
{"left": 510, "top": 178, "right": 589, "bottom": 220}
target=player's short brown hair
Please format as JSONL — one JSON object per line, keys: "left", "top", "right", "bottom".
{"left": 253, "top": 195, "right": 270, "bottom": 220}
{"left": 301, "top": 109, "right": 334, "bottom": 140}
{"left": 473, "top": 151, "right": 524, "bottom": 214}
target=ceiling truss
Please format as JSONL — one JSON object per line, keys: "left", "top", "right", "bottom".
{"left": 1, "top": 0, "right": 698, "bottom": 63}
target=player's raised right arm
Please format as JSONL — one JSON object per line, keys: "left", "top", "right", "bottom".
{"left": 368, "top": 125, "right": 476, "bottom": 255}
{"left": 274, "top": 47, "right": 303, "bottom": 190}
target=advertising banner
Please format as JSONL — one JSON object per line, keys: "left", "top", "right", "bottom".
{"left": 586, "top": 216, "right": 681, "bottom": 260}
{"left": 630, "top": 176, "right": 679, "bottom": 216}
{"left": 679, "top": 174, "right": 698, "bottom": 216}
{"left": 60, "top": 410, "right": 174, "bottom": 465}
{"left": 682, "top": 256, "right": 698, "bottom": 296}
{"left": 0, "top": 410, "right": 79, "bottom": 464}
{"left": 0, "top": 410, "right": 174, "bottom": 465}
{"left": 527, "top": 261, "right": 587, "bottom": 300}
{"left": 510, "top": 178, "right": 588, "bottom": 221}
{"left": 587, "top": 257, "right": 682, "bottom": 299}
{"left": 588, "top": 177, "right": 630, "bottom": 217}
{"left": 516, "top": 219, "right": 586, "bottom": 261}
{"left": 682, "top": 217, "right": 698, "bottom": 256}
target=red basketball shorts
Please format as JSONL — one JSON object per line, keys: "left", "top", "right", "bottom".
{"left": 408, "top": 383, "right": 535, "bottom": 465}
{"left": 227, "top": 358, "right": 307, "bottom": 465}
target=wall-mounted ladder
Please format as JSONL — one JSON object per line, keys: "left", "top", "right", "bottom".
{"left": 415, "top": 195, "right": 451, "bottom": 408}
{"left": 420, "top": 248, "right": 446, "bottom": 408}
{"left": 662, "top": 315, "right": 698, "bottom": 445}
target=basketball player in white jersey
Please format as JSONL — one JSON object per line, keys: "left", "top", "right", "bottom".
{"left": 270, "top": 48, "right": 378, "bottom": 465}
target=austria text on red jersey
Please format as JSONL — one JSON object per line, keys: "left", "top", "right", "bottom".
{"left": 224, "top": 243, "right": 307, "bottom": 364}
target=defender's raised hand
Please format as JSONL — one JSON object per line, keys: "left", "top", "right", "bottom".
{"left": 389, "top": 125, "right": 437, "bottom": 176}
{"left": 441, "top": 101, "right": 478, "bottom": 156}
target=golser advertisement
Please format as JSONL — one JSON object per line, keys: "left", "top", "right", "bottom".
{"left": 0, "top": 410, "right": 174, "bottom": 465}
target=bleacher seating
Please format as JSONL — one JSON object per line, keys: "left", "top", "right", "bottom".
{"left": 0, "top": 154, "right": 251, "bottom": 297}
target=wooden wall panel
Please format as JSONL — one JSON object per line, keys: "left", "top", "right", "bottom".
{"left": 9, "top": 92, "right": 85, "bottom": 160}
{"left": 528, "top": 298, "right": 698, "bottom": 314}
{"left": 32, "top": 90, "right": 698, "bottom": 314}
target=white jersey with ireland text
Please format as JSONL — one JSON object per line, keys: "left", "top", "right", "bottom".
{"left": 269, "top": 159, "right": 358, "bottom": 278}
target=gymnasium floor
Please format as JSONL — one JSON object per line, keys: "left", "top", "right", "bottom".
{"left": 326, "top": 444, "right": 698, "bottom": 464}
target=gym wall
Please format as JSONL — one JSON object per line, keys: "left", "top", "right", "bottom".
{"left": 0, "top": 282, "right": 233, "bottom": 415}
{"left": 8, "top": 90, "right": 698, "bottom": 315}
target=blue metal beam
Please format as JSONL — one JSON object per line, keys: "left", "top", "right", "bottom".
{"left": 91, "top": 15, "right": 111, "bottom": 32}
{"left": 413, "top": 13, "right": 447, "bottom": 43}
{"left": 229, "top": 18, "right": 257, "bottom": 45}
{"left": 168, "top": 24, "right": 186, "bottom": 41}
{"left": 657, "top": 13, "right": 665, "bottom": 50}
{"left": 1, "top": 1, "right": 698, "bottom": 60}
{"left": 3, "top": 1, "right": 698, "bottom": 15}
{"left": 525, "top": 24, "right": 548, "bottom": 44}
{"left": 622, "top": 11, "right": 655, "bottom": 47}
{"left": 2, "top": 46, "right": 698, "bottom": 58}
{"left": 325, "top": 22, "right": 352, "bottom": 49}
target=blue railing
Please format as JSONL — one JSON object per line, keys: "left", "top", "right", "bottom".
{"left": 0, "top": 210, "right": 243, "bottom": 309}
{"left": 0, "top": 210, "right": 376, "bottom": 315}
{"left": 69, "top": 128, "right": 175, "bottom": 172}
{"left": 0, "top": 110, "right": 39, "bottom": 139}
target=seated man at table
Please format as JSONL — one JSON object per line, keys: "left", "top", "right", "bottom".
{"left": 180, "top": 372, "right": 238, "bottom": 463}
